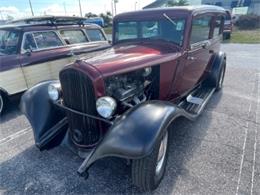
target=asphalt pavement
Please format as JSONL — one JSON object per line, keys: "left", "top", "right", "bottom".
{"left": 0, "top": 43, "right": 260, "bottom": 194}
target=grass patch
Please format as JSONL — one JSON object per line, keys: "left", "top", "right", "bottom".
{"left": 104, "top": 26, "right": 112, "bottom": 34}
{"left": 227, "top": 28, "right": 260, "bottom": 44}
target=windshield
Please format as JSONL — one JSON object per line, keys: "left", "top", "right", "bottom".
{"left": 0, "top": 30, "right": 19, "bottom": 55}
{"left": 114, "top": 17, "right": 186, "bottom": 46}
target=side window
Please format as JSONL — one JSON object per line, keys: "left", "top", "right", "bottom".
{"left": 85, "top": 29, "right": 106, "bottom": 41}
{"left": 23, "top": 33, "right": 37, "bottom": 51}
{"left": 190, "top": 16, "right": 212, "bottom": 44}
{"left": 213, "top": 16, "right": 224, "bottom": 38}
{"left": 0, "top": 30, "right": 19, "bottom": 55}
{"left": 59, "top": 30, "right": 88, "bottom": 44}
{"left": 33, "top": 31, "right": 63, "bottom": 49}
{"left": 116, "top": 22, "right": 138, "bottom": 41}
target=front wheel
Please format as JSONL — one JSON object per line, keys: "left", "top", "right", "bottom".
{"left": 131, "top": 129, "right": 169, "bottom": 191}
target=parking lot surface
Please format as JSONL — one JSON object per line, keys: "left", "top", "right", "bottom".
{"left": 0, "top": 43, "right": 260, "bottom": 194}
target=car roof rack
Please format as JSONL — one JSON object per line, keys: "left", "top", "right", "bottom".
{"left": 9, "top": 16, "right": 87, "bottom": 26}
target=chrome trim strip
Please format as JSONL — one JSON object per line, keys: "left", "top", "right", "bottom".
{"left": 54, "top": 100, "right": 113, "bottom": 125}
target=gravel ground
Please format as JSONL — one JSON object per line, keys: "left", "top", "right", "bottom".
{"left": 0, "top": 43, "right": 260, "bottom": 195}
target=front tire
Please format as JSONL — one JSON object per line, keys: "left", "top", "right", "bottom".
{"left": 131, "top": 129, "right": 169, "bottom": 191}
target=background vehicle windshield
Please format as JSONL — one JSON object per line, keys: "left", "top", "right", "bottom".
{"left": 115, "top": 18, "right": 186, "bottom": 46}
{"left": 0, "top": 30, "right": 19, "bottom": 55}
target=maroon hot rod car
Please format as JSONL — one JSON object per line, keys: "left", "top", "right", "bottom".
{"left": 21, "top": 6, "right": 227, "bottom": 191}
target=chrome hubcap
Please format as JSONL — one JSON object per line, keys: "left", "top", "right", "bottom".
{"left": 156, "top": 131, "right": 168, "bottom": 175}
{"left": 0, "top": 94, "right": 3, "bottom": 113}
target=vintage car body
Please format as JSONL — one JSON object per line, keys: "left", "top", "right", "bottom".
{"left": 21, "top": 6, "right": 227, "bottom": 191}
{"left": 0, "top": 16, "right": 110, "bottom": 114}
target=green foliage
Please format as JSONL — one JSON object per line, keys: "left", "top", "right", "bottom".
{"left": 6, "top": 15, "right": 14, "bottom": 21}
{"left": 236, "top": 14, "right": 260, "bottom": 30}
{"left": 167, "top": 0, "right": 189, "bottom": 6}
{"left": 99, "top": 11, "right": 113, "bottom": 26}
{"left": 84, "top": 11, "right": 113, "bottom": 26}
{"left": 227, "top": 28, "right": 260, "bottom": 43}
{"left": 85, "top": 12, "right": 98, "bottom": 18}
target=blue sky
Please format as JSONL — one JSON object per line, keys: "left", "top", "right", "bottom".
{"left": 0, "top": 0, "right": 201, "bottom": 19}
{"left": 0, "top": 0, "right": 155, "bottom": 19}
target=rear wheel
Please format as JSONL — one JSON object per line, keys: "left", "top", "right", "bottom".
{"left": 131, "top": 129, "right": 169, "bottom": 191}
{"left": 216, "top": 62, "right": 226, "bottom": 91}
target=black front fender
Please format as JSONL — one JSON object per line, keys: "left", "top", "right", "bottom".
{"left": 20, "top": 80, "right": 68, "bottom": 150}
{"left": 78, "top": 101, "right": 185, "bottom": 175}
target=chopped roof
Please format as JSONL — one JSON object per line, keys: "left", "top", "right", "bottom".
{"left": 114, "top": 5, "right": 226, "bottom": 20}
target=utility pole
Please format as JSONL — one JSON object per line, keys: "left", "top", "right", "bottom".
{"left": 111, "top": 0, "right": 114, "bottom": 17}
{"left": 28, "top": 0, "right": 34, "bottom": 16}
{"left": 114, "top": 0, "right": 118, "bottom": 15}
{"left": 63, "top": 2, "right": 67, "bottom": 15}
{"left": 78, "top": 0, "right": 83, "bottom": 17}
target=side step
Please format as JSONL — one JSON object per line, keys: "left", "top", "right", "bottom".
{"left": 178, "top": 87, "right": 215, "bottom": 115}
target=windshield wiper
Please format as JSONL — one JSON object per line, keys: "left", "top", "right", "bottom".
{"left": 163, "top": 13, "right": 176, "bottom": 26}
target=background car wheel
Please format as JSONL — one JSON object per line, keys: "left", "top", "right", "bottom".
{"left": 223, "top": 33, "right": 231, "bottom": 40}
{"left": 226, "top": 33, "right": 231, "bottom": 40}
{"left": 131, "top": 129, "right": 169, "bottom": 191}
{"left": 0, "top": 92, "right": 6, "bottom": 115}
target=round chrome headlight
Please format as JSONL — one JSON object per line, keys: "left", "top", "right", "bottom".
{"left": 48, "top": 83, "right": 61, "bottom": 101}
{"left": 96, "top": 96, "right": 117, "bottom": 118}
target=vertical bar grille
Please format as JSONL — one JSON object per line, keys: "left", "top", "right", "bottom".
{"left": 60, "top": 68, "right": 100, "bottom": 147}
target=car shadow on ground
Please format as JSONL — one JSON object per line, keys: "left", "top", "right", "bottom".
{"left": 0, "top": 91, "right": 223, "bottom": 194}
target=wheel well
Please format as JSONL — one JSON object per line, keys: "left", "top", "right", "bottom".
{"left": 0, "top": 88, "right": 9, "bottom": 100}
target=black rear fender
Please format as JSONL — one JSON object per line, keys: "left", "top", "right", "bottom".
{"left": 20, "top": 80, "right": 67, "bottom": 150}
{"left": 207, "top": 51, "right": 226, "bottom": 87}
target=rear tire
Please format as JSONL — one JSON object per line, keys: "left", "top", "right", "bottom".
{"left": 131, "top": 128, "right": 169, "bottom": 191}
{"left": 216, "top": 62, "right": 226, "bottom": 91}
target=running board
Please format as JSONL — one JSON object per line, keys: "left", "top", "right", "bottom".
{"left": 178, "top": 87, "right": 215, "bottom": 115}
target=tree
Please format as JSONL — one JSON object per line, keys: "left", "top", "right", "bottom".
{"left": 167, "top": 0, "right": 189, "bottom": 6}
{"left": 6, "top": 15, "right": 14, "bottom": 21}
{"left": 99, "top": 11, "right": 113, "bottom": 26}
{"left": 85, "top": 12, "right": 98, "bottom": 18}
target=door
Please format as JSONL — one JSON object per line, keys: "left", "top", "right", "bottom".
{"left": 177, "top": 15, "right": 213, "bottom": 96}
{"left": 0, "top": 29, "right": 27, "bottom": 95}
{"left": 19, "top": 31, "right": 73, "bottom": 88}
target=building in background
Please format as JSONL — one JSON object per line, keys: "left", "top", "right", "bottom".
{"left": 201, "top": 0, "right": 260, "bottom": 15}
